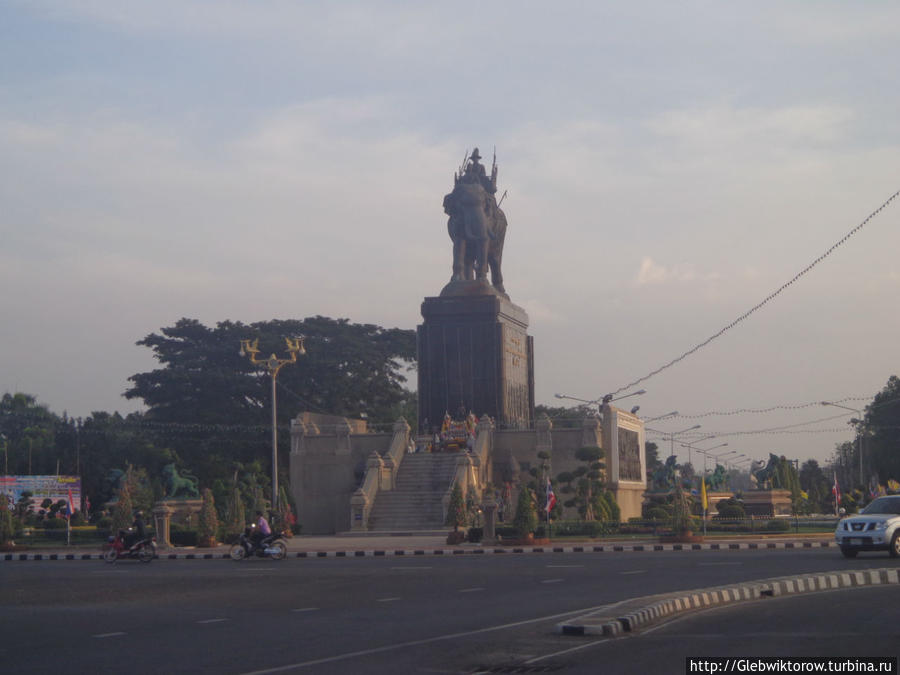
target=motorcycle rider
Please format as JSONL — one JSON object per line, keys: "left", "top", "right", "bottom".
{"left": 251, "top": 510, "right": 271, "bottom": 551}
{"left": 125, "top": 510, "right": 146, "bottom": 550}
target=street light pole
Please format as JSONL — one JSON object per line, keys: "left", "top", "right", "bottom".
{"left": 821, "top": 401, "right": 864, "bottom": 488}
{"left": 659, "top": 424, "right": 702, "bottom": 458}
{"left": 554, "top": 389, "right": 646, "bottom": 414}
{"left": 240, "top": 337, "right": 306, "bottom": 511}
{"left": 686, "top": 442, "right": 728, "bottom": 474}
{"left": 679, "top": 434, "right": 717, "bottom": 468}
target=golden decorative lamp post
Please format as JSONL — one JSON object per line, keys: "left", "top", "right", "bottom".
{"left": 240, "top": 337, "right": 306, "bottom": 510}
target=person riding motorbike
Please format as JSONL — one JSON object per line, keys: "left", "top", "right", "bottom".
{"left": 125, "top": 511, "right": 146, "bottom": 549}
{"left": 251, "top": 511, "right": 272, "bottom": 551}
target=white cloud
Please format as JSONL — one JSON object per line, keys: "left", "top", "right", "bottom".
{"left": 635, "top": 257, "right": 722, "bottom": 287}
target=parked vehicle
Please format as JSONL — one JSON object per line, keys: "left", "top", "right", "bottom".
{"left": 103, "top": 529, "right": 157, "bottom": 563}
{"left": 834, "top": 495, "right": 900, "bottom": 558}
{"left": 229, "top": 525, "right": 288, "bottom": 561}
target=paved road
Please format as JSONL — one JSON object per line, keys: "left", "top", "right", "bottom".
{"left": 541, "top": 585, "right": 900, "bottom": 675}
{"left": 1, "top": 547, "right": 897, "bottom": 673}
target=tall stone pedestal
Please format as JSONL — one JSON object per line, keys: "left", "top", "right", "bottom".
{"left": 417, "top": 288, "right": 534, "bottom": 432}
{"left": 742, "top": 490, "right": 792, "bottom": 517}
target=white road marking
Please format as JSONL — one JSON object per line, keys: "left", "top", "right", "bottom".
{"left": 197, "top": 618, "right": 228, "bottom": 624}
{"left": 292, "top": 608, "right": 319, "bottom": 613}
{"left": 376, "top": 597, "right": 401, "bottom": 602}
{"left": 546, "top": 564, "right": 583, "bottom": 568}
{"left": 523, "top": 637, "right": 610, "bottom": 664}
{"left": 390, "top": 566, "right": 432, "bottom": 570}
{"left": 620, "top": 570, "right": 647, "bottom": 575}
{"left": 239, "top": 600, "right": 631, "bottom": 674}
{"left": 458, "top": 587, "right": 485, "bottom": 593}
{"left": 698, "top": 562, "right": 742, "bottom": 566}
{"left": 540, "top": 578, "right": 563, "bottom": 584}
{"left": 93, "top": 632, "right": 126, "bottom": 639}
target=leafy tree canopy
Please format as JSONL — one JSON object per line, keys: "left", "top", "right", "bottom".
{"left": 125, "top": 316, "right": 416, "bottom": 427}
{"left": 862, "top": 375, "right": 900, "bottom": 483}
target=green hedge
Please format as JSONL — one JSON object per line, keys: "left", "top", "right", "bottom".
{"left": 170, "top": 529, "right": 198, "bottom": 547}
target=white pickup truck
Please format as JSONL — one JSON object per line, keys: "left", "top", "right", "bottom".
{"left": 834, "top": 495, "right": 900, "bottom": 558}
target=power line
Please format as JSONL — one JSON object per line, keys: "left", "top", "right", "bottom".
{"left": 668, "top": 397, "right": 871, "bottom": 419}
{"left": 610, "top": 187, "right": 900, "bottom": 397}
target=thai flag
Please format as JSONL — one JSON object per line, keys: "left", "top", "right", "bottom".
{"left": 545, "top": 478, "right": 557, "bottom": 514}
{"left": 65, "top": 489, "right": 75, "bottom": 519}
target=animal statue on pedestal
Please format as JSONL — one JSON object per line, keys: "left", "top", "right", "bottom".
{"left": 750, "top": 453, "right": 779, "bottom": 490}
{"left": 442, "top": 148, "right": 508, "bottom": 294}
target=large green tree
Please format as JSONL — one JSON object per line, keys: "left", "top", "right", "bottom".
{"left": 862, "top": 376, "right": 900, "bottom": 484}
{"left": 124, "top": 316, "right": 416, "bottom": 487}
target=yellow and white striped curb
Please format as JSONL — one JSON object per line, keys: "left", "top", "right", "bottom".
{"left": 557, "top": 567, "right": 900, "bottom": 637}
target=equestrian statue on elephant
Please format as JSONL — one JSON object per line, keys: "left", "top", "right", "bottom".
{"left": 442, "top": 148, "right": 508, "bottom": 296}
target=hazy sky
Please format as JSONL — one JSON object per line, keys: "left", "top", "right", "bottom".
{"left": 2, "top": 2, "right": 899, "bottom": 469}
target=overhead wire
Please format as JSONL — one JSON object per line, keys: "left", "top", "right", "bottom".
{"left": 609, "top": 187, "right": 900, "bottom": 397}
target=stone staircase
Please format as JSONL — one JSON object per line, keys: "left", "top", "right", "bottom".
{"left": 367, "top": 453, "right": 463, "bottom": 531}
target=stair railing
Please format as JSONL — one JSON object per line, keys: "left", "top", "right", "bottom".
{"left": 441, "top": 416, "right": 494, "bottom": 523}
{"left": 349, "top": 417, "right": 411, "bottom": 532}
{"left": 470, "top": 415, "right": 494, "bottom": 488}
{"left": 381, "top": 417, "right": 411, "bottom": 490}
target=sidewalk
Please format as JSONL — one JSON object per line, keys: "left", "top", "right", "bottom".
{"left": 1, "top": 532, "right": 835, "bottom": 561}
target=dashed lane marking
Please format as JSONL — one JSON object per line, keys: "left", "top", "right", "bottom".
{"left": 239, "top": 600, "right": 631, "bottom": 674}
{"left": 197, "top": 619, "right": 228, "bottom": 624}
{"left": 390, "top": 566, "right": 432, "bottom": 570}
{"left": 376, "top": 597, "right": 401, "bottom": 602}
{"left": 292, "top": 608, "right": 319, "bottom": 613}
{"left": 93, "top": 632, "right": 126, "bottom": 639}
{"left": 541, "top": 578, "right": 564, "bottom": 584}
{"left": 620, "top": 570, "right": 647, "bottom": 575}
{"left": 458, "top": 587, "right": 485, "bottom": 593}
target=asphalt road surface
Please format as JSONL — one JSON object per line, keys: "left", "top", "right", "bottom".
{"left": 1, "top": 547, "right": 897, "bottom": 674}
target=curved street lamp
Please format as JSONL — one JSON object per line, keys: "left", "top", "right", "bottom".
{"left": 240, "top": 337, "right": 306, "bottom": 511}
{"left": 658, "top": 424, "right": 702, "bottom": 458}
{"left": 554, "top": 389, "right": 646, "bottom": 413}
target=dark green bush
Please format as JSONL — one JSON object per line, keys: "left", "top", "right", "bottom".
{"left": 550, "top": 520, "right": 614, "bottom": 537}
{"left": 466, "top": 527, "right": 483, "bottom": 543}
{"left": 764, "top": 519, "right": 790, "bottom": 532}
{"left": 645, "top": 507, "right": 670, "bottom": 522}
{"left": 170, "top": 529, "right": 199, "bottom": 547}
{"left": 43, "top": 518, "right": 67, "bottom": 529}
{"left": 495, "top": 526, "right": 518, "bottom": 539}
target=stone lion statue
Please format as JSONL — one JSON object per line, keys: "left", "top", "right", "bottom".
{"left": 162, "top": 463, "right": 200, "bottom": 500}
{"left": 706, "top": 464, "right": 728, "bottom": 492}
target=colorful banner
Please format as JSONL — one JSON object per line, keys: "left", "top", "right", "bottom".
{"left": 0, "top": 475, "right": 82, "bottom": 512}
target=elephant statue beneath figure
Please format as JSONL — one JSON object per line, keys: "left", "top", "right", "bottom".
{"left": 442, "top": 148, "right": 508, "bottom": 295}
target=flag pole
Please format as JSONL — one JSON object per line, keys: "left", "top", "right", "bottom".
{"left": 701, "top": 476, "right": 708, "bottom": 537}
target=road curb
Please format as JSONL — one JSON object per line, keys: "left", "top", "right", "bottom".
{"left": 1, "top": 539, "right": 836, "bottom": 561}
{"left": 556, "top": 567, "right": 900, "bottom": 637}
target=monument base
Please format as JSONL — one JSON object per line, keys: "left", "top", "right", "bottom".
{"left": 742, "top": 490, "right": 792, "bottom": 517}
{"left": 417, "top": 293, "right": 534, "bottom": 431}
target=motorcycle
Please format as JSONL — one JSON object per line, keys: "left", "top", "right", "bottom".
{"left": 229, "top": 525, "right": 288, "bottom": 561}
{"left": 103, "top": 529, "right": 157, "bottom": 563}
